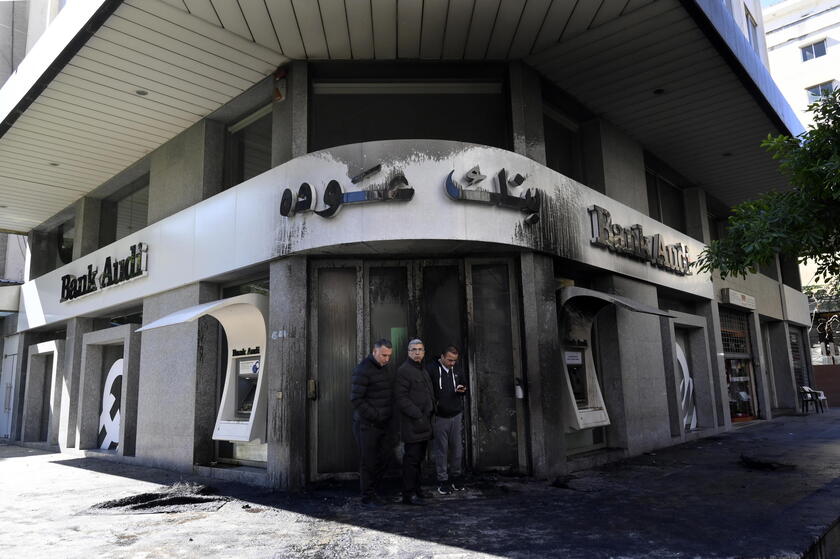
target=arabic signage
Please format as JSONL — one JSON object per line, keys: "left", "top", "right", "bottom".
{"left": 445, "top": 165, "right": 541, "bottom": 224}
{"left": 588, "top": 205, "right": 692, "bottom": 276}
{"left": 279, "top": 164, "right": 413, "bottom": 218}
{"left": 279, "top": 162, "right": 542, "bottom": 224}
{"left": 60, "top": 243, "right": 148, "bottom": 302}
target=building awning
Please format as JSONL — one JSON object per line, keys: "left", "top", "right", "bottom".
{"left": 137, "top": 293, "right": 267, "bottom": 349}
{"left": 559, "top": 286, "right": 673, "bottom": 318}
{"left": 0, "top": 0, "right": 801, "bottom": 233}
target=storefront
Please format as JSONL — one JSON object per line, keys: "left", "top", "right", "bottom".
{"left": 13, "top": 139, "right": 723, "bottom": 482}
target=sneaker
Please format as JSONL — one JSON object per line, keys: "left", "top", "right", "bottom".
{"left": 437, "top": 484, "right": 452, "bottom": 495}
{"left": 450, "top": 480, "right": 465, "bottom": 491}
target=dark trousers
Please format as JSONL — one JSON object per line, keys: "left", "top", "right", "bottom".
{"left": 402, "top": 440, "right": 428, "bottom": 496}
{"left": 353, "top": 420, "right": 392, "bottom": 497}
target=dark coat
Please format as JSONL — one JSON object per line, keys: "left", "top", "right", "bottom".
{"left": 351, "top": 354, "right": 393, "bottom": 426}
{"left": 394, "top": 359, "right": 435, "bottom": 443}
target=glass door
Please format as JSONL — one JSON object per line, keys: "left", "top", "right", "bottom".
{"left": 726, "top": 358, "right": 757, "bottom": 421}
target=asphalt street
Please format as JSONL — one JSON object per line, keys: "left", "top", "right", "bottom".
{"left": 4, "top": 410, "right": 840, "bottom": 558}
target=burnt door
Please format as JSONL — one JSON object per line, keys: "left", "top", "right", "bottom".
{"left": 465, "top": 259, "right": 527, "bottom": 472}
{"left": 310, "top": 263, "right": 363, "bottom": 477}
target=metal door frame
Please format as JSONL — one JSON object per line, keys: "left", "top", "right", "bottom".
{"left": 464, "top": 257, "right": 528, "bottom": 473}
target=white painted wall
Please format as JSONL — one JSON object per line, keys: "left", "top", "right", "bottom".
{"left": 764, "top": 0, "right": 840, "bottom": 128}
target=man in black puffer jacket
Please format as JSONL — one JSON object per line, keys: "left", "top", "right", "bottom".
{"left": 351, "top": 339, "right": 394, "bottom": 505}
{"left": 394, "top": 338, "right": 435, "bottom": 505}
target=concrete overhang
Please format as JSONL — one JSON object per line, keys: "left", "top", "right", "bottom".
{"left": 0, "top": 0, "right": 802, "bottom": 234}
{"left": 0, "top": 283, "right": 21, "bottom": 313}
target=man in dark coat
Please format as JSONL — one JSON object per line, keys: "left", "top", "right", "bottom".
{"left": 427, "top": 345, "right": 467, "bottom": 494}
{"left": 351, "top": 339, "right": 394, "bottom": 505}
{"left": 394, "top": 338, "right": 435, "bottom": 505}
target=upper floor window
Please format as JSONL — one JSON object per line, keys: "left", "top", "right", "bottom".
{"left": 744, "top": 7, "right": 759, "bottom": 52}
{"left": 309, "top": 63, "right": 509, "bottom": 152}
{"left": 543, "top": 105, "right": 584, "bottom": 184}
{"left": 806, "top": 81, "right": 836, "bottom": 104}
{"left": 646, "top": 171, "right": 686, "bottom": 233}
{"left": 801, "top": 40, "right": 827, "bottom": 61}
{"left": 225, "top": 105, "right": 272, "bottom": 189}
{"left": 99, "top": 174, "right": 149, "bottom": 247}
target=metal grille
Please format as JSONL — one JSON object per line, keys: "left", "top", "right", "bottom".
{"left": 790, "top": 331, "right": 809, "bottom": 387}
{"left": 720, "top": 309, "right": 751, "bottom": 354}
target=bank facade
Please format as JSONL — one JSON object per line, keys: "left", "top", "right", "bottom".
{"left": 0, "top": 0, "right": 813, "bottom": 489}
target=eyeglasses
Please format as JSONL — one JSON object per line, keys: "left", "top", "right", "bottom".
{"left": 408, "top": 348, "right": 425, "bottom": 352}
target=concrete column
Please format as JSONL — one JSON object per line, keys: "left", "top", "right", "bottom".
{"left": 509, "top": 62, "right": 546, "bottom": 165}
{"left": 519, "top": 253, "right": 563, "bottom": 478}
{"left": 148, "top": 120, "right": 225, "bottom": 223}
{"left": 683, "top": 188, "right": 711, "bottom": 244}
{"left": 72, "top": 197, "right": 101, "bottom": 259}
{"left": 272, "top": 61, "right": 309, "bottom": 166}
{"left": 135, "top": 283, "right": 219, "bottom": 470}
{"left": 700, "top": 301, "right": 730, "bottom": 427}
{"left": 593, "top": 275, "right": 671, "bottom": 454}
{"left": 21, "top": 341, "right": 64, "bottom": 444}
{"left": 267, "top": 256, "right": 308, "bottom": 490}
{"left": 578, "top": 119, "right": 648, "bottom": 214}
{"left": 59, "top": 317, "right": 98, "bottom": 449}
{"left": 9, "top": 332, "right": 36, "bottom": 440}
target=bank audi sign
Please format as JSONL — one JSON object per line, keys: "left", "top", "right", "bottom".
{"left": 60, "top": 243, "right": 148, "bottom": 302}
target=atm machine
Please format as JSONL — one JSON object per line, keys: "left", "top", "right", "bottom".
{"left": 138, "top": 293, "right": 268, "bottom": 442}
{"left": 557, "top": 286, "right": 672, "bottom": 432}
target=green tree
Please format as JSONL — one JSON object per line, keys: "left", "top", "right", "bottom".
{"left": 697, "top": 88, "right": 840, "bottom": 285}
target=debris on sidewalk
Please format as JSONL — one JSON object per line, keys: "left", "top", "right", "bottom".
{"left": 89, "top": 482, "right": 229, "bottom": 514}
{"left": 739, "top": 454, "right": 797, "bottom": 472}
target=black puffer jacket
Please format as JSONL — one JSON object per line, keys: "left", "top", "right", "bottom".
{"left": 351, "top": 354, "right": 393, "bottom": 425}
{"left": 394, "top": 359, "right": 435, "bottom": 443}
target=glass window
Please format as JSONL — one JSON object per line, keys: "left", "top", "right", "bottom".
{"left": 544, "top": 109, "right": 584, "bottom": 183}
{"left": 806, "top": 81, "right": 836, "bottom": 104}
{"left": 114, "top": 185, "right": 148, "bottom": 240}
{"left": 744, "top": 8, "right": 759, "bottom": 52}
{"left": 56, "top": 219, "right": 74, "bottom": 265}
{"left": 225, "top": 105, "right": 272, "bottom": 188}
{"left": 645, "top": 171, "right": 685, "bottom": 233}
{"left": 801, "top": 40, "right": 827, "bottom": 61}
{"left": 310, "top": 80, "right": 509, "bottom": 151}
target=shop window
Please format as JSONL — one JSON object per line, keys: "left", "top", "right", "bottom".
{"left": 646, "top": 171, "right": 686, "bottom": 233}
{"left": 806, "top": 81, "right": 836, "bottom": 104}
{"left": 801, "top": 40, "right": 827, "bottom": 61}
{"left": 309, "top": 64, "right": 509, "bottom": 151}
{"left": 720, "top": 308, "right": 751, "bottom": 355}
{"left": 224, "top": 105, "right": 272, "bottom": 189}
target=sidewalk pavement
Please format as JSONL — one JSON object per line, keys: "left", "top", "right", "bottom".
{"left": 4, "top": 410, "right": 840, "bottom": 558}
